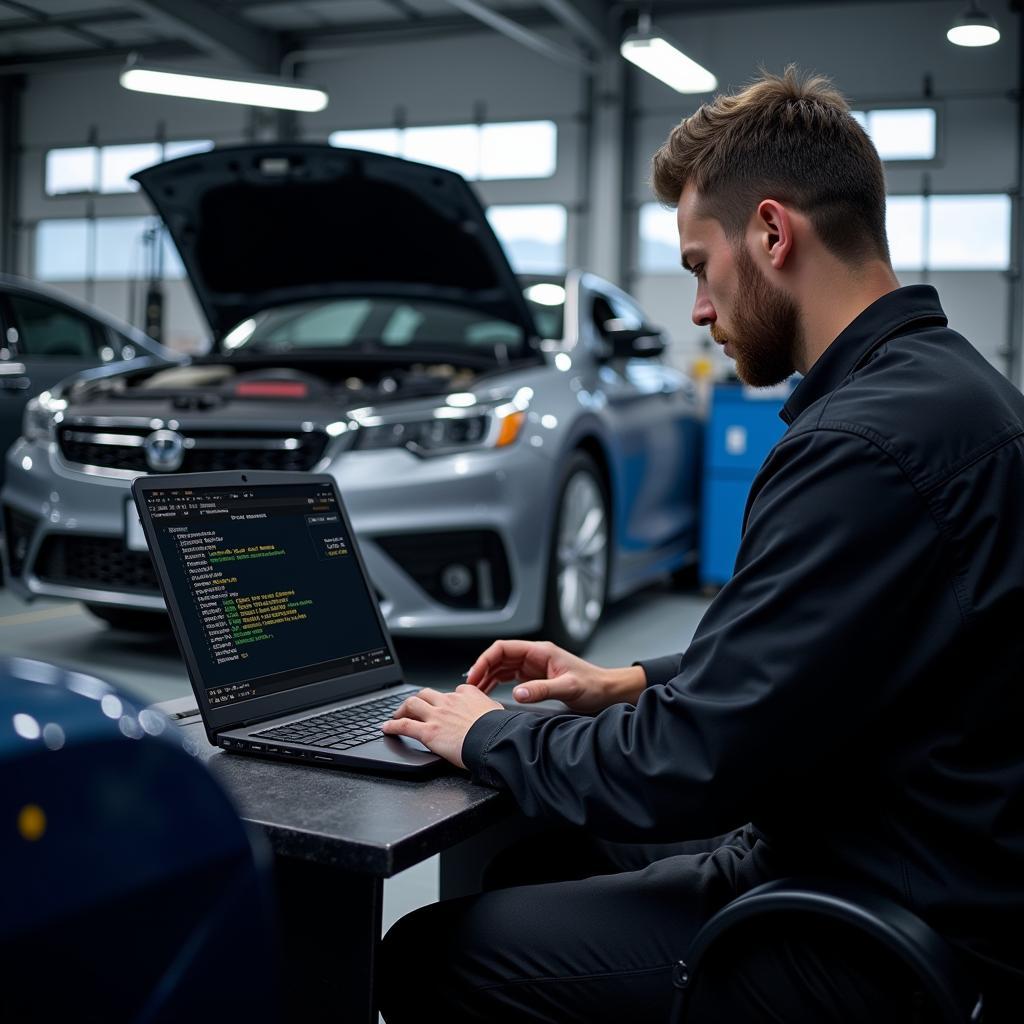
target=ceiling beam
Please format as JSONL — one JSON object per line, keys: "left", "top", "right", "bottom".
{"left": 0, "top": 0, "right": 130, "bottom": 48}
{"left": 442, "top": 0, "right": 592, "bottom": 70}
{"left": 0, "top": 7, "right": 142, "bottom": 37}
{"left": 379, "top": 0, "right": 425, "bottom": 20}
{"left": 0, "top": 40, "right": 197, "bottom": 75}
{"left": 534, "top": 0, "right": 609, "bottom": 52}
{"left": 120, "top": 0, "right": 280, "bottom": 71}
{"left": 642, "top": 0, "right": 962, "bottom": 12}
{"left": 291, "top": 8, "right": 559, "bottom": 44}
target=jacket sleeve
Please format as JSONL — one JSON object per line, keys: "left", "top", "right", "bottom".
{"left": 635, "top": 654, "right": 684, "bottom": 687}
{"left": 461, "top": 427, "right": 959, "bottom": 841}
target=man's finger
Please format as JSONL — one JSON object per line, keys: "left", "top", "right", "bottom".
{"left": 465, "top": 639, "right": 533, "bottom": 686}
{"left": 513, "top": 674, "right": 577, "bottom": 704}
{"left": 477, "top": 669, "right": 520, "bottom": 694}
{"left": 391, "top": 695, "right": 433, "bottom": 721}
{"left": 513, "top": 681, "right": 549, "bottom": 702}
{"left": 414, "top": 687, "right": 445, "bottom": 705}
{"left": 381, "top": 717, "right": 428, "bottom": 742}
{"left": 464, "top": 640, "right": 505, "bottom": 686}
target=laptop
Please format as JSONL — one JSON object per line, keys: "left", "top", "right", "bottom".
{"left": 131, "top": 469, "right": 444, "bottom": 776}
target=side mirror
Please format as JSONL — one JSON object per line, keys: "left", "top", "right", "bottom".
{"left": 600, "top": 319, "right": 666, "bottom": 359}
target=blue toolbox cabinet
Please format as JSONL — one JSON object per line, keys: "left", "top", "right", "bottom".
{"left": 700, "top": 382, "right": 791, "bottom": 587}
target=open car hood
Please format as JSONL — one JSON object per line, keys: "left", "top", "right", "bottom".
{"left": 133, "top": 143, "right": 538, "bottom": 347}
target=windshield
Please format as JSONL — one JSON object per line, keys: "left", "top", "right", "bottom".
{"left": 221, "top": 297, "right": 530, "bottom": 357}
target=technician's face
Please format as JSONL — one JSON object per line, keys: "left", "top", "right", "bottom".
{"left": 677, "top": 184, "right": 801, "bottom": 388}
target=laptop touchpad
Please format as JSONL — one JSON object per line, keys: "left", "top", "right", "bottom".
{"left": 396, "top": 735, "right": 431, "bottom": 754}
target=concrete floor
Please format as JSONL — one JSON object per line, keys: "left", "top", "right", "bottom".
{"left": 0, "top": 583, "right": 712, "bottom": 936}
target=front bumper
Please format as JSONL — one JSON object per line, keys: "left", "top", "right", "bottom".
{"left": 2, "top": 436, "right": 558, "bottom": 638}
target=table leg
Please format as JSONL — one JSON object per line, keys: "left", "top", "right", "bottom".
{"left": 274, "top": 854, "right": 383, "bottom": 1024}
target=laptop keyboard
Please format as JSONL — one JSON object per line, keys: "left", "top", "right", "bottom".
{"left": 253, "top": 692, "right": 410, "bottom": 750}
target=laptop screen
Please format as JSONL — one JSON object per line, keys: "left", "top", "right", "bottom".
{"left": 139, "top": 480, "right": 394, "bottom": 711}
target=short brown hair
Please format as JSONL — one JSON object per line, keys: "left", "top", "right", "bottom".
{"left": 651, "top": 65, "right": 889, "bottom": 265}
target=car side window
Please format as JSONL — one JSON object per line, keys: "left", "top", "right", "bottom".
{"left": 9, "top": 295, "right": 101, "bottom": 359}
{"left": 608, "top": 293, "right": 646, "bottom": 330}
{"left": 590, "top": 291, "right": 647, "bottom": 341}
{"left": 591, "top": 295, "right": 618, "bottom": 340}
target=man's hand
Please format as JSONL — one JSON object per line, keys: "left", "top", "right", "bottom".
{"left": 380, "top": 685, "right": 503, "bottom": 769}
{"left": 466, "top": 639, "right": 647, "bottom": 715}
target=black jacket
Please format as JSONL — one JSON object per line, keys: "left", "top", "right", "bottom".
{"left": 463, "top": 285, "right": 1024, "bottom": 986}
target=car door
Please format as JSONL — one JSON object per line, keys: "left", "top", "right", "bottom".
{"left": 6, "top": 290, "right": 110, "bottom": 383}
{"left": 582, "top": 280, "right": 701, "bottom": 566}
{"left": 0, "top": 298, "right": 31, "bottom": 461}
{"left": 0, "top": 292, "right": 109, "bottom": 464}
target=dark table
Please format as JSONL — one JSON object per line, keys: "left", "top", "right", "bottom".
{"left": 179, "top": 718, "right": 525, "bottom": 1023}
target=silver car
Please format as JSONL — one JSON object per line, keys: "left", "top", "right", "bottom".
{"left": 2, "top": 144, "right": 702, "bottom": 650}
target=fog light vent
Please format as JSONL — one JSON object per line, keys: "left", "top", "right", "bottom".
{"left": 376, "top": 531, "right": 511, "bottom": 610}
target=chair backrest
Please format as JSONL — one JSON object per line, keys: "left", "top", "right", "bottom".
{"left": 672, "top": 877, "right": 983, "bottom": 1024}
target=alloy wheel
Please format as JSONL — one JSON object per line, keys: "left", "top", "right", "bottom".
{"left": 555, "top": 469, "right": 608, "bottom": 644}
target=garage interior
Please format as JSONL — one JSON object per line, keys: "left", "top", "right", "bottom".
{"left": 1, "top": 1, "right": 1021, "bottom": 1020}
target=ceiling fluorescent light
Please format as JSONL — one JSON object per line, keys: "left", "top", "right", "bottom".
{"left": 119, "top": 61, "right": 328, "bottom": 112}
{"left": 946, "top": 1, "right": 1000, "bottom": 47}
{"left": 620, "top": 16, "right": 716, "bottom": 94}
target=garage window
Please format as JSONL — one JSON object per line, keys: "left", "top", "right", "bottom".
{"left": 637, "top": 193, "right": 1011, "bottom": 274}
{"left": 99, "top": 143, "right": 162, "bottom": 193}
{"left": 850, "top": 108, "right": 936, "bottom": 161}
{"left": 44, "top": 147, "right": 96, "bottom": 196}
{"left": 403, "top": 124, "right": 479, "bottom": 178}
{"left": 486, "top": 204, "right": 567, "bottom": 274}
{"left": 327, "top": 128, "right": 401, "bottom": 157}
{"left": 884, "top": 196, "right": 925, "bottom": 270}
{"left": 329, "top": 120, "right": 557, "bottom": 180}
{"left": 35, "top": 219, "right": 91, "bottom": 280}
{"left": 887, "top": 194, "right": 1011, "bottom": 270}
{"left": 45, "top": 139, "right": 214, "bottom": 196}
{"left": 35, "top": 216, "right": 185, "bottom": 281}
{"left": 638, "top": 203, "right": 683, "bottom": 273}
{"left": 480, "top": 122, "right": 557, "bottom": 179}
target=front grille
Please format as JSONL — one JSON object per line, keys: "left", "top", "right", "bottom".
{"left": 3, "top": 506, "right": 37, "bottom": 578}
{"left": 376, "top": 531, "right": 511, "bottom": 610}
{"left": 57, "top": 425, "right": 329, "bottom": 474}
{"left": 36, "top": 535, "right": 160, "bottom": 593}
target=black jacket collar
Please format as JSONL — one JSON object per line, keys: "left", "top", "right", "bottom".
{"left": 781, "top": 285, "right": 948, "bottom": 424}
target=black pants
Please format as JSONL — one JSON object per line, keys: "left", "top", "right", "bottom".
{"left": 378, "top": 825, "right": 929, "bottom": 1023}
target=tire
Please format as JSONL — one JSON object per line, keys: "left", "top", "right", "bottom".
{"left": 541, "top": 451, "right": 610, "bottom": 653}
{"left": 85, "top": 604, "right": 170, "bottom": 632}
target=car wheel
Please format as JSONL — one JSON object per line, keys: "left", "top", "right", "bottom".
{"left": 542, "top": 451, "right": 610, "bottom": 653}
{"left": 85, "top": 604, "right": 170, "bottom": 632}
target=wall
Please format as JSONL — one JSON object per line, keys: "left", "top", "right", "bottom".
{"left": 14, "top": 35, "right": 588, "bottom": 352}
{"left": 627, "top": 0, "right": 1022, "bottom": 380}
{"left": 6, "top": 1, "right": 1023, "bottom": 384}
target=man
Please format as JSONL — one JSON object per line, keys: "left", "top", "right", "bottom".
{"left": 378, "top": 67, "right": 1024, "bottom": 1022}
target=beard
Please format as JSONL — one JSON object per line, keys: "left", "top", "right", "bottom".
{"left": 710, "top": 245, "right": 802, "bottom": 388}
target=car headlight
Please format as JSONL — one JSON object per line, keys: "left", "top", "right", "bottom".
{"left": 351, "top": 391, "right": 531, "bottom": 456}
{"left": 22, "top": 391, "right": 66, "bottom": 443}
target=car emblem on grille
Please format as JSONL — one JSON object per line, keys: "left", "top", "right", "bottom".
{"left": 143, "top": 429, "right": 186, "bottom": 472}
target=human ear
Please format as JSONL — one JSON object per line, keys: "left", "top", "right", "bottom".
{"left": 755, "top": 199, "right": 793, "bottom": 270}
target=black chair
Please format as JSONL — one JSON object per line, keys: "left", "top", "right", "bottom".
{"left": 670, "top": 877, "right": 985, "bottom": 1023}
